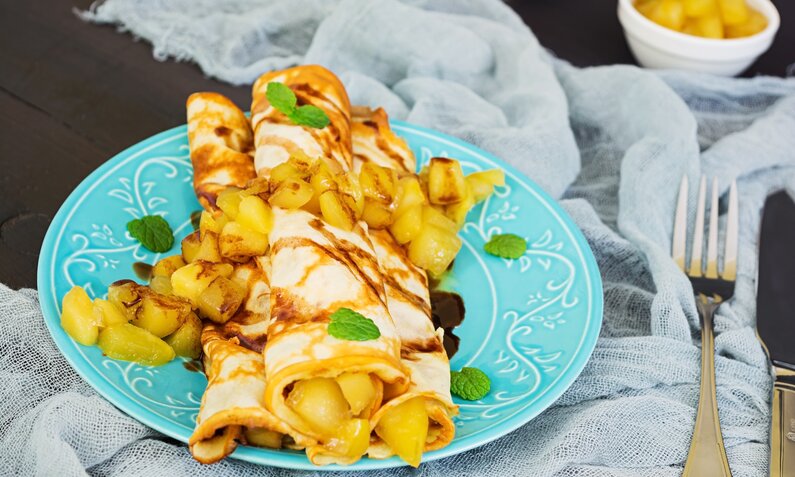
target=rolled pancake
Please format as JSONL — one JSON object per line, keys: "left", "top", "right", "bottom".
{"left": 215, "top": 257, "right": 271, "bottom": 354}
{"left": 264, "top": 207, "right": 407, "bottom": 443}
{"left": 189, "top": 326, "right": 314, "bottom": 464}
{"left": 250, "top": 65, "right": 352, "bottom": 175}
{"left": 187, "top": 92, "right": 256, "bottom": 210}
{"left": 366, "top": 230, "right": 457, "bottom": 457}
{"left": 186, "top": 97, "right": 307, "bottom": 463}
{"left": 189, "top": 259, "right": 315, "bottom": 464}
{"left": 349, "top": 110, "right": 457, "bottom": 456}
{"left": 351, "top": 106, "right": 415, "bottom": 174}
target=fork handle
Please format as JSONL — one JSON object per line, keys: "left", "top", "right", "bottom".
{"left": 682, "top": 296, "right": 733, "bottom": 477}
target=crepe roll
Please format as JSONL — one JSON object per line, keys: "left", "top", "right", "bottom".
{"left": 187, "top": 93, "right": 256, "bottom": 211}
{"left": 264, "top": 207, "right": 408, "bottom": 464}
{"left": 351, "top": 106, "right": 415, "bottom": 175}
{"left": 350, "top": 111, "right": 456, "bottom": 465}
{"left": 212, "top": 257, "right": 271, "bottom": 353}
{"left": 188, "top": 325, "right": 314, "bottom": 464}
{"left": 250, "top": 65, "right": 352, "bottom": 176}
{"left": 366, "top": 230, "right": 457, "bottom": 464}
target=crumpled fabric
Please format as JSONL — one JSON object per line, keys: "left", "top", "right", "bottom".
{"left": 5, "top": 0, "right": 794, "bottom": 475}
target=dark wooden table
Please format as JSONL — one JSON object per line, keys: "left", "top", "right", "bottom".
{"left": 1, "top": 0, "right": 792, "bottom": 290}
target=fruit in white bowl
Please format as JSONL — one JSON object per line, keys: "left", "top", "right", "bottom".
{"left": 617, "top": 0, "right": 780, "bottom": 76}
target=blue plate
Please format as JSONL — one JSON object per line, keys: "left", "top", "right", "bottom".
{"left": 38, "top": 121, "right": 602, "bottom": 470}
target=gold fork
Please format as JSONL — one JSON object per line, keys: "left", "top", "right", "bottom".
{"left": 672, "top": 175, "right": 738, "bottom": 477}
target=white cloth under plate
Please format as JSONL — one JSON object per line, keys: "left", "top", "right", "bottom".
{"left": 3, "top": 0, "right": 795, "bottom": 475}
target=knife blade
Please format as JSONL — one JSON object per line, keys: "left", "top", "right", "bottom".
{"left": 757, "top": 190, "right": 795, "bottom": 477}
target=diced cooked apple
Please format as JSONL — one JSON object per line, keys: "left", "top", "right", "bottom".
{"left": 219, "top": 221, "right": 269, "bottom": 261}
{"left": 269, "top": 178, "right": 314, "bottom": 209}
{"left": 181, "top": 231, "right": 202, "bottom": 263}
{"left": 241, "top": 177, "right": 270, "bottom": 198}
{"left": 198, "top": 211, "right": 228, "bottom": 237}
{"left": 303, "top": 192, "right": 322, "bottom": 215}
{"left": 718, "top": 0, "right": 748, "bottom": 25}
{"left": 270, "top": 162, "right": 304, "bottom": 185}
{"left": 236, "top": 195, "right": 273, "bottom": 235}
{"left": 428, "top": 157, "right": 467, "bottom": 205}
{"left": 98, "top": 323, "right": 175, "bottom": 366}
{"left": 319, "top": 191, "right": 356, "bottom": 231}
{"left": 375, "top": 397, "right": 429, "bottom": 468}
{"left": 286, "top": 378, "right": 351, "bottom": 436}
{"left": 422, "top": 205, "right": 458, "bottom": 233}
{"left": 151, "top": 255, "right": 186, "bottom": 278}
{"left": 305, "top": 170, "right": 335, "bottom": 215}
{"left": 61, "top": 286, "right": 99, "bottom": 345}
{"left": 271, "top": 151, "right": 318, "bottom": 183}
{"left": 445, "top": 185, "right": 476, "bottom": 229}
{"left": 336, "top": 174, "right": 365, "bottom": 217}
{"left": 107, "top": 281, "right": 143, "bottom": 322}
{"left": 341, "top": 194, "right": 364, "bottom": 221}
{"left": 107, "top": 280, "right": 191, "bottom": 337}
{"left": 244, "top": 428, "right": 283, "bottom": 449}
{"left": 197, "top": 276, "right": 246, "bottom": 324}
{"left": 686, "top": 13, "right": 724, "bottom": 38}
{"left": 683, "top": 0, "right": 715, "bottom": 17}
{"left": 361, "top": 200, "right": 393, "bottom": 229}
{"left": 149, "top": 276, "right": 173, "bottom": 295}
{"left": 359, "top": 163, "right": 397, "bottom": 204}
{"left": 394, "top": 176, "right": 427, "bottom": 217}
{"left": 287, "top": 150, "right": 318, "bottom": 176}
{"left": 418, "top": 165, "right": 429, "bottom": 193}
{"left": 93, "top": 298, "right": 129, "bottom": 328}
{"left": 192, "top": 230, "right": 222, "bottom": 263}
{"left": 336, "top": 373, "right": 378, "bottom": 417}
{"left": 170, "top": 261, "right": 234, "bottom": 305}
{"left": 642, "top": 0, "right": 686, "bottom": 31}
{"left": 132, "top": 291, "right": 191, "bottom": 338}
{"left": 326, "top": 418, "right": 370, "bottom": 460}
{"left": 216, "top": 187, "right": 244, "bottom": 219}
{"left": 725, "top": 9, "right": 767, "bottom": 37}
{"left": 164, "top": 312, "right": 202, "bottom": 359}
{"left": 466, "top": 169, "right": 504, "bottom": 202}
{"left": 389, "top": 204, "right": 423, "bottom": 244}
{"left": 408, "top": 223, "right": 462, "bottom": 277}
{"left": 310, "top": 168, "right": 337, "bottom": 195}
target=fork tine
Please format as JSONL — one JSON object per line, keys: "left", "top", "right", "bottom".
{"left": 722, "top": 180, "right": 738, "bottom": 281}
{"left": 688, "top": 176, "right": 707, "bottom": 277}
{"left": 705, "top": 178, "right": 719, "bottom": 279}
{"left": 672, "top": 176, "right": 689, "bottom": 270}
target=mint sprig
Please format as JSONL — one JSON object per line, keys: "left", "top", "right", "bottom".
{"left": 450, "top": 367, "right": 491, "bottom": 400}
{"left": 266, "top": 82, "right": 330, "bottom": 129}
{"left": 266, "top": 82, "right": 297, "bottom": 113}
{"left": 484, "top": 233, "right": 527, "bottom": 259}
{"left": 328, "top": 308, "right": 381, "bottom": 341}
{"left": 127, "top": 215, "right": 174, "bottom": 253}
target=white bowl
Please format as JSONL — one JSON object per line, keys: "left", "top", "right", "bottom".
{"left": 617, "top": 0, "right": 780, "bottom": 76}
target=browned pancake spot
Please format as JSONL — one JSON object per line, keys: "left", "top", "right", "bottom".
{"left": 214, "top": 126, "right": 233, "bottom": 137}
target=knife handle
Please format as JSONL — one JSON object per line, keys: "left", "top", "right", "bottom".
{"left": 770, "top": 370, "right": 795, "bottom": 477}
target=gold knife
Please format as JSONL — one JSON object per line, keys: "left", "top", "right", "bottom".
{"left": 756, "top": 191, "right": 795, "bottom": 477}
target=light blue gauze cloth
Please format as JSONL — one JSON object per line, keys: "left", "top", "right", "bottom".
{"left": 4, "top": 0, "right": 795, "bottom": 475}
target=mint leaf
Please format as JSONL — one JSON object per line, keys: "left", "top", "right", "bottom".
{"left": 266, "top": 82, "right": 297, "bottom": 115}
{"left": 484, "top": 233, "right": 526, "bottom": 259}
{"left": 127, "top": 215, "right": 174, "bottom": 253}
{"left": 328, "top": 307, "right": 381, "bottom": 341}
{"left": 290, "top": 105, "right": 330, "bottom": 129}
{"left": 450, "top": 367, "right": 491, "bottom": 400}
{"left": 265, "top": 81, "right": 330, "bottom": 129}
